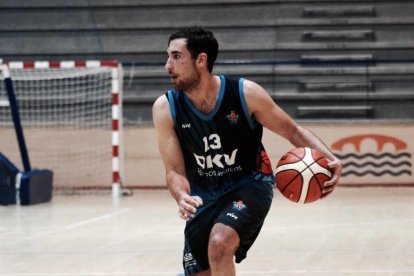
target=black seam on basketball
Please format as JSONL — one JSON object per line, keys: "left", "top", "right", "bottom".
{"left": 286, "top": 151, "right": 316, "bottom": 175}
{"left": 278, "top": 149, "right": 330, "bottom": 203}
{"left": 300, "top": 156, "right": 325, "bottom": 201}
{"left": 303, "top": 159, "right": 319, "bottom": 202}
{"left": 287, "top": 151, "right": 304, "bottom": 161}
{"left": 310, "top": 156, "right": 330, "bottom": 189}
{"left": 280, "top": 170, "right": 303, "bottom": 203}
{"left": 299, "top": 158, "right": 316, "bottom": 174}
{"left": 302, "top": 156, "right": 326, "bottom": 203}
{"left": 280, "top": 151, "right": 313, "bottom": 202}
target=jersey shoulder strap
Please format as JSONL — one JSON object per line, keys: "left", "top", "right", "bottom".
{"left": 165, "top": 89, "right": 179, "bottom": 125}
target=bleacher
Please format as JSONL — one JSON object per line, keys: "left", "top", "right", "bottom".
{"left": 1, "top": 0, "right": 414, "bottom": 125}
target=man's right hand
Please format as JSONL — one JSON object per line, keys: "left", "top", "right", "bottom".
{"left": 178, "top": 194, "right": 203, "bottom": 220}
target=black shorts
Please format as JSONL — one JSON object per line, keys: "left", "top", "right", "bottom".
{"left": 182, "top": 173, "right": 274, "bottom": 275}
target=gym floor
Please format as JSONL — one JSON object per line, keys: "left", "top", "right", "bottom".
{"left": 1, "top": 186, "right": 413, "bottom": 276}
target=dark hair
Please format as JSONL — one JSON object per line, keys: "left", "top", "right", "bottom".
{"left": 168, "top": 26, "right": 218, "bottom": 73}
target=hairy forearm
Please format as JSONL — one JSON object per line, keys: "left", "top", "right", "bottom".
{"left": 166, "top": 170, "right": 191, "bottom": 203}
{"left": 290, "top": 126, "right": 337, "bottom": 161}
{"left": 166, "top": 169, "right": 203, "bottom": 220}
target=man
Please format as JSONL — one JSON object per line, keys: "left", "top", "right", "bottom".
{"left": 152, "top": 26, "right": 342, "bottom": 276}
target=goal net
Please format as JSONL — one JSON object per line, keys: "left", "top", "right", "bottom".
{"left": 0, "top": 61, "right": 123, "bottom": 194}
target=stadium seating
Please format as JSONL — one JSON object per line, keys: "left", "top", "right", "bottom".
{"left": 1, "top": 0, "right": 413, "bottom": 124}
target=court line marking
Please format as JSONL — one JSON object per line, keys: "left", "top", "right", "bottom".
{"left": 64, "top": 208, "right": 131, "bottom": 229}
{"left": 0, "top": 209, "right": 132, "bottom": 247}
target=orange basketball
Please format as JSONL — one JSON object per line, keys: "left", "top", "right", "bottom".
{"left": 275, "top": 147, "right": 332, "bottom": 203}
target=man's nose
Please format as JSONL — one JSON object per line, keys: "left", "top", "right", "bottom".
{"left": 165, "top": 58, "right": 172, "bottom": 71}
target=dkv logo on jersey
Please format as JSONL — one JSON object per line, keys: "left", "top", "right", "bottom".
{"left": 194, "top": 133, "right": 242, "bottom": 176}
{"left": 194, "top": 149, "right": 238, "bottom": 169}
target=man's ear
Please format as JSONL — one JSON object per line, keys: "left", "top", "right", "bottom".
{"left": 196, "top": 53, "right": 208, "bottom": 69}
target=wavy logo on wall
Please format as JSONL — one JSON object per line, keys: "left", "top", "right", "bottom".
{"left": 332, "top": 134, "right": 412, "bottom": 177}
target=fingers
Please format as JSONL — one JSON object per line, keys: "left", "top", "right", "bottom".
{"left": 178, "top": 195, "right": 203, "bottom": 221}
{"left": 327, "top": 159, "right": 342, "bottom": 184}
{"left": 321, "top": 185, "right": 335, "bottom": 196}
{"left": 192, "top": 196, "right": 203, "bottom": 206}
{"left": 322, "top": 158, "right": 342, "bottom": 197}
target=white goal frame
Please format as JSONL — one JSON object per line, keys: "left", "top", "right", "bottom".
{"left": 0, "top": 60, "right": 124, "bottom": 197}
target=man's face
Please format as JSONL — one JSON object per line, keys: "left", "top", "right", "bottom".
{"left": 165, "top": 38, "right": 200, "bottom": 91}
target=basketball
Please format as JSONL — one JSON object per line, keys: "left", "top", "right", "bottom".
{"left": 275, "top": 147, "right": 332, "bottom": 203}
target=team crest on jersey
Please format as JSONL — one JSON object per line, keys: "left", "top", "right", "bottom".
{"left": 226, "top": 111, "right": 239, "bottom": 125}
{"left": 233, "top": 200, "right": 246, "bottom": 210}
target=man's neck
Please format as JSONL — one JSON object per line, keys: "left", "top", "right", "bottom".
{"left": 185, "top": 75, "right": 220, "bottom": 114}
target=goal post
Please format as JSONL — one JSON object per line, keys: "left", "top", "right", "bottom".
{"left": 0, "top": 60, "right": 124, "bottom": 196}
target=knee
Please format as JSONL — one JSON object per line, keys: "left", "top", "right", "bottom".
{"left": 208, "top": 232, "right": 232, "bottom": 263}
{"left": 208, "top": 224, "right": 239, "bottom": 263}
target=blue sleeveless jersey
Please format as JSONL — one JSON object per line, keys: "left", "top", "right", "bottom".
{"left": 167, "top": 75, "right": 273, "bottom": 199}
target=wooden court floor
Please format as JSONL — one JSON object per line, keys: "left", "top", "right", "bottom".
{"left": 0, "top": 187, "right": 413, "bottom": 276}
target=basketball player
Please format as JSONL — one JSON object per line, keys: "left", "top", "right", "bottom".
{"left": 152, "top": 26, "right": 342, "bottom": 276}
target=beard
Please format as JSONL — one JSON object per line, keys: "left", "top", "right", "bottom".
{"left": 173, "top": 66, "right": 201, "bottom": 92}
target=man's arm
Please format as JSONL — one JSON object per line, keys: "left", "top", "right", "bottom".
{"left": 152, "top": 95, "right": 203, "bottom": 220}
{"left": 243, "top": 80, "right": 342, "bottom": 193}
